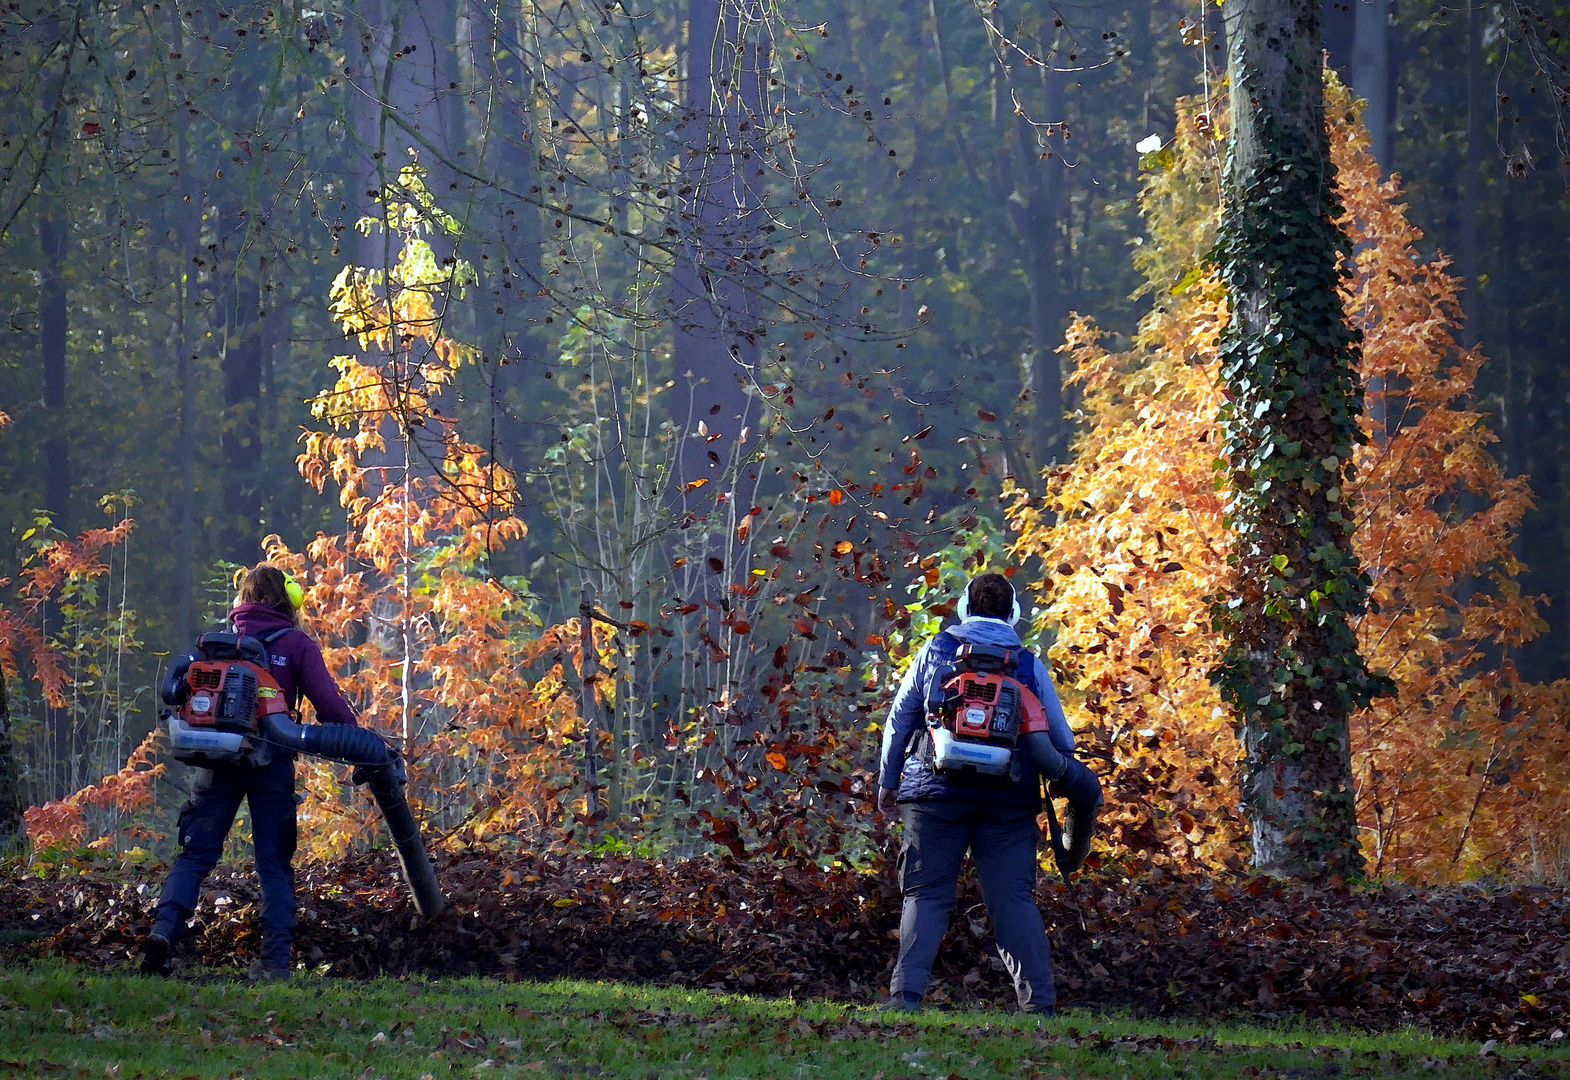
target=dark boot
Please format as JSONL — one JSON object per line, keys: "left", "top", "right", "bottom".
{"left": 248, "top": 959, "right": 291, "bottom": 982}
{"left": 139, "top": 932, "right": 173, "bottom": 977}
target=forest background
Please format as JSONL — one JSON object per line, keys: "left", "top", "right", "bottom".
{"left": 1, "top": 0, "right": 1568, "bottom": 890}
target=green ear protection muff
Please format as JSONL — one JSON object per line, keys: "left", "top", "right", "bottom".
{"left": 233, "top": 566, "right": 306, "bottom": 610}
{"left": 956, "top": 577, "right": 1022, "bottom": 626}
{"left": 283, "top": 572, "right": 305, "bottom": 610}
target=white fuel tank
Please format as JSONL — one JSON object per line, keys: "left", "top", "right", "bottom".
{"left": 931, "top": 726, "right": 1013, "bottom": 776}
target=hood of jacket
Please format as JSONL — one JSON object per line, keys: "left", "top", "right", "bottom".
{"left": 945, "top": 616, "right": 1026, "bottom": 649}
{"left": 230, "top": 602, "right": 297, "bottom": 638}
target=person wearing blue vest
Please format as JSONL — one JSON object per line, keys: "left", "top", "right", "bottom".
{"left": 876, "top": 572, "right": 1101, "bottom": 1015}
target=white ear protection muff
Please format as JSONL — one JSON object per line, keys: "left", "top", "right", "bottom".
{"left": 956, "top": 576, "right": 1022, "bottom": 626}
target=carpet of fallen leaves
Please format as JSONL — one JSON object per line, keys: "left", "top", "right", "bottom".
{"left": 2, "top": 849, "right": 1567, "bottom": 1045}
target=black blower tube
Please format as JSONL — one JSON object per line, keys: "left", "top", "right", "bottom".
{"left": 261, "top": 714, "right": 445, "bottom": 920}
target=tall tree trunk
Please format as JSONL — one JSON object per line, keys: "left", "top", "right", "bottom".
{"left": 37, "top": 208, "right": 71, "bottom": 799}
{"left": 1216, "top": 0, "right": 1388, "bottom": 879}
{"left": 215, "top": 206, "right": 265, "bottom": 564}
{"left": 1459, "top": 1, "right": 1486, "bottom": 349}
{"left": 666, "top": 0, "right": 769, "bottom": 754}
{"left": 1351, "top": 0, "right": 1394, "bottom": 440}
{"left": 352, "top": 0, "right": 464, "bottom": 280}
{"left": 471, "top": 0, "right": 543, "bottom": 478}
{"left": 30, "top": 5, "right": 70, "bottom": 539}
{"left": 1499, "top": 173, "right": 1521, "bottom": 477}
{"left": 1021, "top": 50, "right": 1065, "bottom": 472}
{"left": 38, "top": 211, "right": 70, "bottom": 534}
{"left": 345, "top": 0, "right": 464, "bottom": 756}
{"left": 670, "top": 0, "right": 765, "bottom": 493}
{"left": 172, "top": 6, "right": 202, "bottom": 647}
{"left": 0, "top": 675, "right": 25, "bottom": 856}
{"left": 187, "top": 0, "right": 270, "bottom": 567}
{"left": 352, "top": 0, "right": 464, "bottom": 481}
{"left": 1350, "top": 0, "right": 1391, "bottom": 171}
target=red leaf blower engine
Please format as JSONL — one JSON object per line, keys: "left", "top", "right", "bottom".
{"left": 924, "top": 642, "right": 1054, "bottom": 781}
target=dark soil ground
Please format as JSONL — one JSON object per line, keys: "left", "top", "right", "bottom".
{"left": 2, "top": 848, "right": 1566, "bottom": 1044}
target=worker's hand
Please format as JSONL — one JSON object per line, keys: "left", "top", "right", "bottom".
{"left": 876, "top": 786, "right": 899, "bottom": 817}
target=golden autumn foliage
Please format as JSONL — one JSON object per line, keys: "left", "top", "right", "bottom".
{"left": 263, "top": 162, "right": 601, "bottom": 859}
{"left": 1009, "top": 85, "right": 1570, "bottom": 883}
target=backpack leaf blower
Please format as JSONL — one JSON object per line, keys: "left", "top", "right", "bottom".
{"left": 924, "top": 642, "right": 1064, "bottom": 781}
{"left": 163, "top": 632, "right": 445, "bottom": 920}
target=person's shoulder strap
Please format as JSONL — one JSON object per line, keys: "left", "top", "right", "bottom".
{"left": 1016, "top": 646, "right": 1047, "bottom": 697}
{"left": 255, "top": 626, "right": 296, "bottom": 668}
{"left": 921, "top": 629, "right": 960, "bottom": 687}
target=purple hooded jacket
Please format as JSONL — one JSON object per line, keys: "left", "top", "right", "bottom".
{"left": 230, "top": 602, "right": 358, "bottom": 726}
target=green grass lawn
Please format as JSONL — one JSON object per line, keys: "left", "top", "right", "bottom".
{"left": 0, "top": 963, "right": 1565, "bottom": 1080}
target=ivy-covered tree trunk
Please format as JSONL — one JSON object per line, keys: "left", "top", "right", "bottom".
{"left": 1215, "top": 0, "right": 1390, "bottom": 878}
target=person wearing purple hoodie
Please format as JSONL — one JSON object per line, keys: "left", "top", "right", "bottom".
{"left": 141, "top": 564, "right": 358, "bottom": 980}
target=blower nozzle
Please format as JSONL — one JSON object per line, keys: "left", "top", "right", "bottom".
{"left": 261, "top": 714, "right": 445, "bottom": 920}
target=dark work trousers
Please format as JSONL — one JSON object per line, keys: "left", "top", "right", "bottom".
{"left": 150, "top": 755, "right": 298, "bottom": 970}
{"left": 891, "top": 800, "right": 1053, "bottom": 1010}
